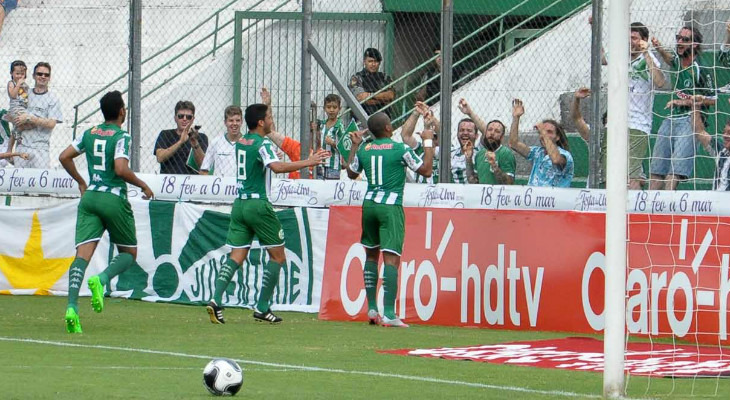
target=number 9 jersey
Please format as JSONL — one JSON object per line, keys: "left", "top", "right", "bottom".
{"left": 72, "top": 123, "right": 131, "bottom": 198}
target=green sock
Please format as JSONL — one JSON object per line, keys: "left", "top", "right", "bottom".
{"left": 67, "top": 258, "right": 89, "bottom": 312}
{"left": 363, "top": 261, "right": 379, "bottom": 311}
{"left": 256, "top": 260, "right": 284, "bottom": 312}
{"left": 98, "top": 252, "right": 134, "bottom": 286}
{"left": 213, "top": 258, "right": 240, "bottom": 305}
{"left": 382, "top": 264, "right": 398, "bottom": 319}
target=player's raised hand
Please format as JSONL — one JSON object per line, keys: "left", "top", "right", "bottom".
{"left": 574, "top": 87, "right": 591, "bottom": 99}
{"left": 512, "top": 99, "right": 525, "bottom": 118}
{"left": 141, "top": 185, "right": 154, "bottom": 200}
{"left": 261, "top": 87, "right": 271, "bottom": 106}
{"left": 637, "top": 39, "right": 649, "bottom": 52}
{"left": 308, "top": 148, "right": 331, "bottom": 164}
{"left": 420, "top": 129, "right": 435, "bottom": 141}
{"left": 458, "top": 98, "right": 472, "bottom": 115}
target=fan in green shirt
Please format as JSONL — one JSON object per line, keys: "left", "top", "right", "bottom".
{"left": 465, "top": 119, "right": 515, "bottom": 185}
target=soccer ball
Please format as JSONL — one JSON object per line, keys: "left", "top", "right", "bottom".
{"left": 202, "top": 358, "right": 244, "bottom": 396}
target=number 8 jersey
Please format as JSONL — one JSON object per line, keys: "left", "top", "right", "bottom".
{"left": 349, "top": 137, "right": 423, "bottom": 206}
{"left": 72, "top": 123, "right": 131, "bottom": 198}
{"left": 235, "top": 133, "right": 280, "bottom": 201}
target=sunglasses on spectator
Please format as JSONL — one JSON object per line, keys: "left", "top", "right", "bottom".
{"left": 676, "top": 35, "right": 692, "bottom": 42}
{"left": 35, "top": 72, "right": 50, "bottom": 77}
{"left": 177, "top": 114, "right": 194, "bottom": 120}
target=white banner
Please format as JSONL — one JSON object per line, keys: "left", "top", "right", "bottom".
{"left": 0, "top": 199, "right": 328, "bottom": 312}
{"left": 0, "top": 167, "right": 726, "bottom": 215}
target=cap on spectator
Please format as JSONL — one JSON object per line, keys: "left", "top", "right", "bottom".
{"left": 363, "top": 48, "right": 382, "bottom": 62}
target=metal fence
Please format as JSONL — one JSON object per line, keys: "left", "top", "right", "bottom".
{"left": 2, "top": 0, "right": 730, "bottom": 189}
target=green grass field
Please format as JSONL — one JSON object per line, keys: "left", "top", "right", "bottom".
{"left": 0, "top": 295, "right": 728, "bottom": 399}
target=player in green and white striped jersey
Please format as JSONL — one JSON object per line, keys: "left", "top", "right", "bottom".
{"left": 347, "top": 112, "right": 434, "bottom": 327}
{"left": 207, "top": 104, "right": 329, "bottom": 325}
{"left": 58, "top": 91, "right": 154, "bottom": 333}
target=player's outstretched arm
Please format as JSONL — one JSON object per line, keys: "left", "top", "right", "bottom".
{"left": 59, "top": 145, "right": 87, "bottom": 195}
{"left": 114, "top": 158, "right": 154, "bottom": 199}
{"left": 268, "top": 149, "right": 330, "bottom": 174}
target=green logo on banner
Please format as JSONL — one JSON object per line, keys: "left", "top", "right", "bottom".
{"left": 112, "top": 202, "right": 314, "bottom": 309}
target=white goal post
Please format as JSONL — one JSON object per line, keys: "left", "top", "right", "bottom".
{"left": 604, "top": 0, "right": 630, "bottom": 397}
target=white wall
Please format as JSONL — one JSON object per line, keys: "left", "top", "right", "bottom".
{"left": 1, "top": 0, "right": 382, "bottom": 172}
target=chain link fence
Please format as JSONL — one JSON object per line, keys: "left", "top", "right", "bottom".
{"left": 2, "top": 0, "right": 730, "bottom": 189}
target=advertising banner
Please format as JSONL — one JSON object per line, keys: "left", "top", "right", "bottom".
{"left": 320, "top": 207, "right": 730, "bottom": 345}
{"left": 1, "top": 168, "right": 726, "bottom": 216}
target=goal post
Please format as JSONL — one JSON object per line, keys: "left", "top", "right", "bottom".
{"left": 603, "top": 0, "right": 630, "bottom": 397}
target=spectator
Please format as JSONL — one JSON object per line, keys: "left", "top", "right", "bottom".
{"left": 575, "top": 23, "right": 664, "bottom": 189}
{"left": 0, "top": 108, "right": 28, "bottom": 166}
{"left": 415, "top": 48, "right": 462, "bottom": 106}
{"left": 450, "top": 116, "right": 478, "bottom": 184}
{"left": 649, "top": 25, "right": 716, "bottom": 190}
{"left": 571, "top": 88, "right": 607, "bottom": 187}
{"left": 348, "top": 48, "right": 396, "bottom": 118}
{"left": 695, "top": 118, "right": 730, "bottom": 191}
{"left": 457, "top": 98, "right": 515, "bottom": 185}
{"left": 1, "top": 0, "right": 17, "bottom": 39}
{"left": 259, "top": 87, "right": 306, "bottom": 179}
{"left": 400, "top": 101, "right": 440, "bottom": 183}
{"left": 200, "top": 106, "right": 242, "bottom": 177}
{"left": 402, "top": 100, "right": 481, "bottom": 184}
{"left": 11, "top": 62, "right": 63, "bottom": 169}
{"left": 315, "top": 93, "right": 345, "bottom": 180}
{"left": 509, "top": 99, "right": 574, "bottom": 187}
{"left": 153, "top": 100, "right": 208, "bottom": 174}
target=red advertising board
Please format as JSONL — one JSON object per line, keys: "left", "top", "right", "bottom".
{"left": 320, "top": 207, "right": 730, "bottom": 345}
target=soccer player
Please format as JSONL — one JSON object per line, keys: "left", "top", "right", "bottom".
{"left": 346, "top": 112, "right": 434, "bottom": 327}
{"left": 58, "top": 90, "right": 154, "bottom": 333}
{"left": 206, "top": 104, "right": 329, "bottom": 324}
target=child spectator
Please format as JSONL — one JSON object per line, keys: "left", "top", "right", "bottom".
{"left": 316, "top": 94, "right": 345, "bottom": 180}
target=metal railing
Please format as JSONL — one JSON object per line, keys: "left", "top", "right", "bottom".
{"left": 343, "top": 0, "right": 591, "bottom": 126}
{"left": 71, "top": 0, "right": 291, "bottom": 138}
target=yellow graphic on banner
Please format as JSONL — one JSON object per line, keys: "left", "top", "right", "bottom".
{"left": 0, "top": 212, "right": 74, "bottom": 295}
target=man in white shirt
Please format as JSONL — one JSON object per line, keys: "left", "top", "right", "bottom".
{"left": 200, "top": 106, "right": 243, "bottom": 177}
{"left": 11, "top": 62, "right": 63, "bottom": 169}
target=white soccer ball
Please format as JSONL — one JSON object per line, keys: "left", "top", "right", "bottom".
{"left": 202, "top": 358, "right": 244, "bottom": 396}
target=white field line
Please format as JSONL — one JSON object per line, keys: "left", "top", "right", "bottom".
{"left": 0, "top": 365, "right": 290, "bottom": 372}
{"left": 0, "top": 337, "right": 600, "bottom": 398}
